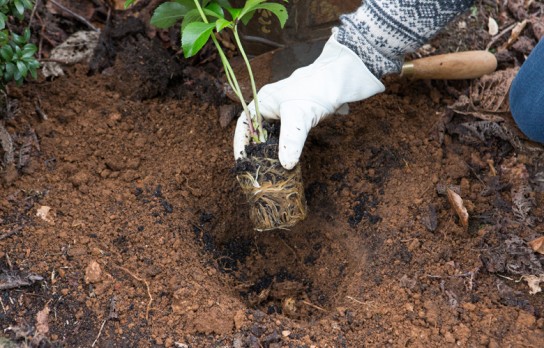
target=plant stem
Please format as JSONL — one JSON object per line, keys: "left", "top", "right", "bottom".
{"left": 192, "top": 0, "right": 258, "bottom": 141}
{"left": 233, "top": 25, "right": 265, "bottom": 142}
{"left": 211, "top": 39, "right": 258, "bottom": 141}
{"left": 193, "top": 0, "right": 208, "bottom": 24}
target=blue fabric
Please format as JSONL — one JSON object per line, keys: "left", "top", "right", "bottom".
{"left": 509, "top": 38, "right": 544, "bottom": 143}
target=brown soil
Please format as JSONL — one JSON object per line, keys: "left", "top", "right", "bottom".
{"left": 1, "top": 2, "right": 544, "bottom": 348}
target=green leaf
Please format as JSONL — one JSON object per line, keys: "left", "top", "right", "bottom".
{"left": 27, "top": 59, "right": 39, "bottom": 69}
{"left": 0, "top": 12, "right": 6, "bottom": 30}
{"left": 16, "top": 60, "right": 27, "bottom": 78}
{"left": 124, "top": 0, "right": 136, "bottom": 8}
{"left": 181, "top": 9, "right": 204, "bottom": 32}
{"left": 13, "top": 44, "right": 21, "bottom": 59}
{"left": 4, "top": 62, "right": 14, "bottom": 80}
{"left": 0, "top": 31, "right": 8, "bottom": 46}
{"left": 29, "top": 65, "right": 37, "bottom": 79}
{"left": 181, "top": 22, "right": 215, "bottom": 58}
{"left": 240, "top": 3, "right": 288, "bottom": 27}
{"left": 207, "top": 0, "right": 232, "bottom": 12}
{"left": 202, "top": 8, "right": 222, "bottom": 20}
{"left": 172, "top": 0, "right": 195, "bottom": 6}
{"left": 205, "top": 2, "right": 223, "bottom": 17}
{"left": 14, "top": 67, "right": 21, "bottom": 80}
{"left": 214, "top": 0, "right": 232, "bottom": 7}
{"left": 215, "top": 18, "right": 231, "bottom": 32}
{"left": 253, "top": 3, "right": 288, "bottom": 27}
{"left": 13, "top": 0, "right": 24, "bottom": 16}
{"left": 21, "top": 44, "right": 36, "bottom": 59}
{"left": 12, "top": 32, "right": 24, "bottom": 45}
{"left": 22, "top": 28, "right": 30, "bottom": 42}
{"left": 237, "top": 0, "right": 266, "bottom": 20}
{"left": 225, "top": 7, "right": 241, "bottom": 19}
{"left": 21, "top": 0, "right": 33, "bottom": 9}
{"left": 173, "top": 0, "right": 197, "bottom": 10}
{"left": 151, "top": 1, "right": 195, "bottom": 29}
{"left": 0, "top": 44, "right": 13, "bottom": 61}
{"left": 239, "top": 10, "right": 256, "bottom": 26}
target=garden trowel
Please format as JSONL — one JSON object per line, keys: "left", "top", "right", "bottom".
{"left": 227, "top": 39, "right": 497, "bottom": 102}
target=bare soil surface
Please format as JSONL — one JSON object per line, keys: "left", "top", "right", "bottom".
{"left": 1, "top": 1, "right": 543, "bottom": 347}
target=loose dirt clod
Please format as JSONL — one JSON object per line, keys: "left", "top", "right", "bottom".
{"left": 84, "top": 260, "right": 102, "bottom": 284}
{"left": 36, "top": 206, "right": 54, "bottom": 224}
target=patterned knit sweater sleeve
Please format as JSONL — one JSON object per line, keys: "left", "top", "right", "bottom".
{"left": 334, "top": 0, "right": 474, "bottom": 78}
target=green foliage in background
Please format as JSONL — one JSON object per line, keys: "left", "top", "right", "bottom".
{"left": 0, "top": 0, "right": 39, "bottom": 87}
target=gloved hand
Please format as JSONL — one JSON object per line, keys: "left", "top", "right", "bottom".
{"left": 233, "top": 35, "right": 385, "bottom": 170}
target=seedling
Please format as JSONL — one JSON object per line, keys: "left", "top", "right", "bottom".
{"left": 126, "top": 0, "right": 288, "bottom": 143}
{"left": 126, "top": 0, "right": 307, "bottom": 231}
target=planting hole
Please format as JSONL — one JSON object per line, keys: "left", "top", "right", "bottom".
{"left": 205, "top": 211, "right": 369, "bottom": 321}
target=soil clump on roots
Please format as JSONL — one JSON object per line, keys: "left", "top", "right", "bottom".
{"left": 236, "top": 122, "right": 307, "bottom": 231}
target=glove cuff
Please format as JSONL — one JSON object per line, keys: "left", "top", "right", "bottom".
{"left": 317, "top": 36, "right": 385, "bottom": 104}
{"left": 333, "top": 0, "right": 474, "bottom": 78}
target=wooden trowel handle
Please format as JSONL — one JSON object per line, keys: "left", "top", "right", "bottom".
{"left": 401, "top": 51, "right": 497, "bottom": 80}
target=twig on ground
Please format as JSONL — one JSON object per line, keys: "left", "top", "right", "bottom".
{"left": 114, "top": 265, "right": 153, "bottom": 321}
{"left": 28, "top": 0, "right": 40, "bottom": 28}
{"left": 496, "top": 274, "right": 515, "bottom": 281}
{"left": 301, "top": 300, "right": 327, "bottom": 312}
{"left": 5, "top": 253, "right": 12, "bottom": 270}
{"left": 182, "top": 174, "right": 197, "bottom": 194}
{"left": 0, "top": 297, "right": 6, "bottom": 313}
{"left": 486, "top": 22, "right": 518, "bottom": 50}
{"left": 48, "top": 0, "right": 98, "bottom": 32}
{"left": 426, "top": 268, "right": 479, "bottom": 291}
{"left": 346, "top": 296, "right": 366, "bottom": 305}
{"left": 0, "top": 229, "right": 20, "bottom": 241}
{"left": 91, "top": 319, "right": 107, "bottom": 347}
{"left": 0, "top": 271, "right": 43, "bottom": 290}
{"left": 278, "top": 235, "right": 302, "bottom": 264}
{"left": 35, "top": 101, "right": 48, "bottom": 121}
{"left": 35, "top": 11, "right": 48, "bottom": 58}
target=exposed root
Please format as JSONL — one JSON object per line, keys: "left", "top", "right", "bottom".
{"left": 91, "top": 319, "right": 107, "bottom": 347}
{"left": 237, "top": 156, "right": 307, "bottom": 231}
{"left": 301, "top": 300, "right": 327, "bottom": 312}
{"left": 278, "top": 235, "right": 302, "bottom": 264}
{"left": 114, "top": 265, "right": 153, "bottom": 321}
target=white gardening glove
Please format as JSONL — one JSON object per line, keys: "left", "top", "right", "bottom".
{"left": 233, "top": 35, "right": 385, "bottom": 170}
